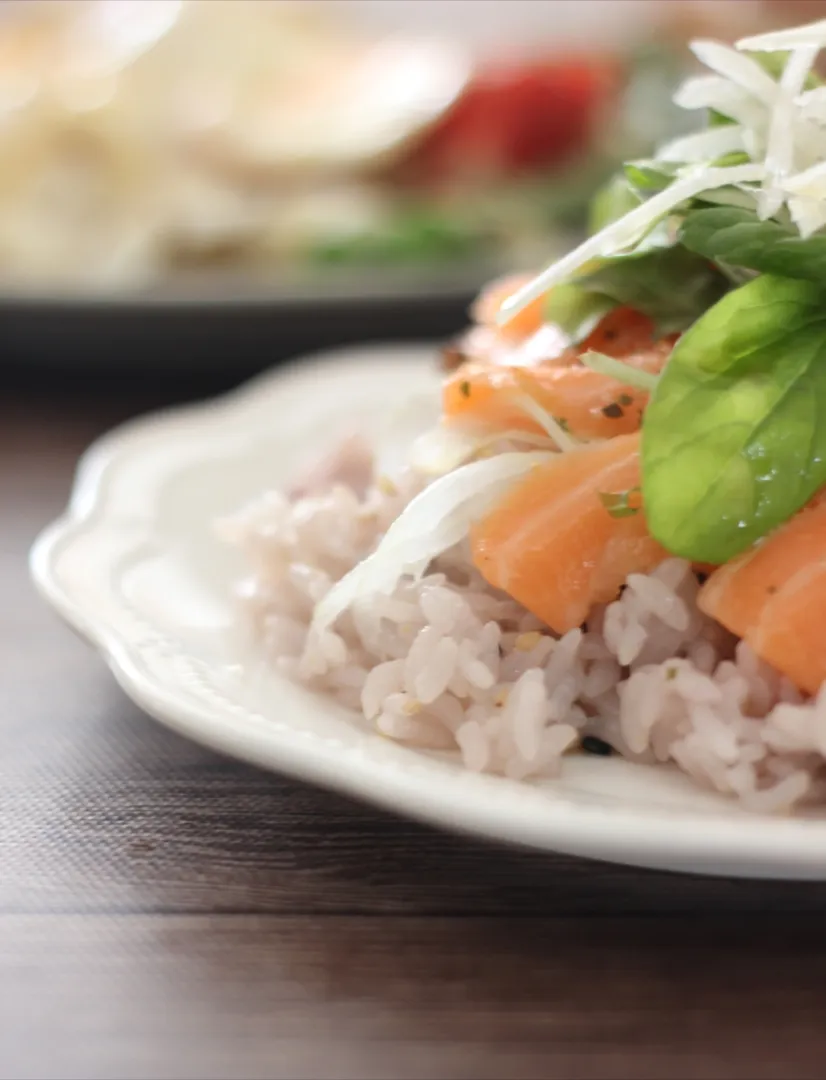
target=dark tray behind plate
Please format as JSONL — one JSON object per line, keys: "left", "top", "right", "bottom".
{"left": 0, "top": 263, "right": 490, "bottom": 379}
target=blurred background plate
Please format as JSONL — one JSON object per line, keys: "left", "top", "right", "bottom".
{"left": 0, "top": 0, "right": 800, "bottom": 375}
{"left": 0, "top": 264, "right": 493, "bottom": 374}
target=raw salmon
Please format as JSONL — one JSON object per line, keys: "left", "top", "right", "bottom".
{"left": 698, "top": 497, "right": 826, "bottom": 695}
{"left": 471, "top": 432, "right": 668, "bottom": 633}
{"left": 471, "top": 273, "right": 546, "bottom": 341}
{"left": 444, "top": 308, "right": 674, "bottom": 442}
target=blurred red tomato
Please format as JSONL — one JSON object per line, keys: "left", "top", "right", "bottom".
{"left": 397, "top": 56, "right": 621, "bottom": 186}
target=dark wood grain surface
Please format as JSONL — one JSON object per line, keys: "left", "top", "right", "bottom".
{"left": 4, "top": 367, "right": 826, "bottom": 1080}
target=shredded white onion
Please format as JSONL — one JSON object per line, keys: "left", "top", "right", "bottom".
{"left": 760, "top": 46, "right": 818, "bottom": 219}
{"left": 781, "top": 157, "right": 826, "bottom": 197}
{"left": 657, "top": 125, "right": 746, "bottom": 164}
{"left": 497, "top": 164, "right": 764, "bottom": 327}
{"left": 787, "top": 195, "right": 826, "bottom": 239}
{"left": 689, "top": 40, "right": 779, "bottom": 106}
{"left": 508, "top": 392, "right": 578, "bottom": 451}
{"left": 373, "top": 391, "right": 441, "bottom": 481}
{"left": 796, "top": 85, "right": 826, "bottom": 119}
{"left": 782, "top": 160, "right": 826, "bottom": 236}
{"left": 407, "top": 424, "right": 554, "bottom": 476}
{"left": 312, "top": 451, "right": 555, "bottom": 631}
{"left": 674, "top": 75, "right": 767, "bottom": 131}
{"left": 737, "top": 20, "right": 826, "bottom": 53}
{"left": 497, "top": 19, "right": 826, "bottom": 329}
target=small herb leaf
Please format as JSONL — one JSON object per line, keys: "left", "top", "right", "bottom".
{"left": 579, "top": 350, "right": 660, "bottom": 391}
{"left": 551, "top": 242, "right": 728, "bottom": 341}
{"left": 623, "top": 159, "right": 681, "bottom": 196}
{"left": 598, "top": 488, "right": 642, "bottom": 518}
{"left": 544, "top": 283, "right": 616, "bottom": 342}
{"left": 642, "top": 275, "right": 826, "bottom": 563}
{"left": 588, "top": 174, "right": 642, "bottom": 234}
{"left": 680, "top": 206, "right": 826, "bottom": 284}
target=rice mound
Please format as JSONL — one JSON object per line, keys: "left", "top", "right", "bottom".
{"left": 220, "top": 448, "right": 826, "bottom": 813}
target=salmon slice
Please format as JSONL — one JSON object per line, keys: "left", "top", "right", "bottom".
{"left": 471, "top": 273, "right": 546, "bottom": 341}
{"left": 444, "top": 308, "right": 674, "bottom": 441}
{"left": 698, "top": 497, "right": 826, "bottom": 695}
{"left": 470, "top": 432, "right": 668, "bottom": 633}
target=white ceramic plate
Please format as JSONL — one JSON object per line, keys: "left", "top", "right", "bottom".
{"left": 31, "top": 346, "right": 826, "bottom": 880}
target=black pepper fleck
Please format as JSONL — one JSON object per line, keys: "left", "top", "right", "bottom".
{"left": 459, "top": 380, "right": 471, "bottom": 398}
{"left": 601, "top": 402, "right": 624, "bottom": 419}
{"left": 582, "top": 735, "right": 613, "bottom": 757}
{"left": 619, "top": 394, "right": 634, "bottom": 406}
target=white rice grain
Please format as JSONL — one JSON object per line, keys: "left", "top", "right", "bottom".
{"left": 456, "top": 720, "right": 490, "bottom": 772}
{"left": 415, "top": 636, "right": 460, "bottom": 704}
{"left": 362, "top": 660, "right": 405, "bottom": 720}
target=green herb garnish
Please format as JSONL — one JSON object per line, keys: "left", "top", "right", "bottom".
{"left": 598, "top": 488, "right": 642, "bottom": 519}
{"left": 680, "top": 207, "right": 826, "bottom": 284}
{"left": 546, "top": 241, "right": 728, "bottom": 341}
{"left": 504, "top": 24, "right": 826, "bottom": 567}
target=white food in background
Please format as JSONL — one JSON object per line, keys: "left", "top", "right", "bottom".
{"left": 0, "top": 0, "right": 472, "bottom": 288}
{"left": 221, "top": 37, "right": 471, "bottom": 173}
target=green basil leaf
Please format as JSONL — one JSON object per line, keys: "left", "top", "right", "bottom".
{"left": 642, "top": 275, "right": 826, "bottom": 563}
{"left": 599, "top": 489, "right": 642, "bottom": 518}
{"left": 708, "top": 109, "right": 736, "bottom": 128}
{"left": 571, "top": 244, "right": 728, "bottom": 337}
{"left": 623, "top": 159, "right": 681, "bottom": 196}
{"left": 710, "top": 151, "right": 752, "bottom": 169}
{"left": 544, "top": 284, "right": 616, "bottom": 341}
{"left": 681, "top": 206, "right": 826, "bottom": 283}
{"left": 588, "top": 174, "right": 641, "bottom": 235}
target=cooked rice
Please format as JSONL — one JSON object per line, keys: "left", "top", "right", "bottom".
{"left": 219, "top": 447, "right": 826, "bottom": 814}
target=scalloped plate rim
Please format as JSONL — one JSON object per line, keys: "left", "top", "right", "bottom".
{"left": 29, "top": 344, "right": 826, "bottom": 880}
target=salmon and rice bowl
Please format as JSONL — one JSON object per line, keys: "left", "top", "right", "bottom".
{"left": 221, "top": 18, "right": 826, "bottom": 814}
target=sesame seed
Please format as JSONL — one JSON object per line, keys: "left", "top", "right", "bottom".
{"left": 515, "top": 630, "right": 542, "bottom": 651}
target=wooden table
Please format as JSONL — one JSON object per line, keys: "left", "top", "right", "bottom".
{"left": 4, "top": 367, "right": 826, "bottom": 1080}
